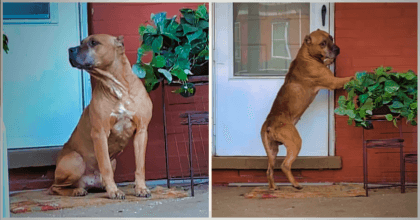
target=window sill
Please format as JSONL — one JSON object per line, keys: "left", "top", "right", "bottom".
{"left": 212, "top": 156, "right": 342, "bottom": 170}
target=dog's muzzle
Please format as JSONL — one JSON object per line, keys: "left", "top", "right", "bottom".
{"left": 332, "top": 44, "right": 340, "bottom": 56}
{"left": 69, "top": 46, "right": 81, "bottom": 68}
{"left": 69, "top": 46, "right": 93, "bottom": 69}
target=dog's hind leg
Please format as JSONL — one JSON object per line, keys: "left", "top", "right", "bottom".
{"left": 261, "top": 122, "right": 279, "bottom": 190}
{"left": 49, "top": 150, "right": 87, "bottom": 196}
{"left": 277, "top": 124, "right": 303, "bottom": 190}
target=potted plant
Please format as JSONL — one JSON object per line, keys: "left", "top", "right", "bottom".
{"left": 335, "top": 66, "right": 417, "bottom": 128}
{"left": 132, "top": 4, "right": 209, "bottom": 97}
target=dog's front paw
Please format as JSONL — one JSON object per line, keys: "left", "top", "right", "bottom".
{"left": 72, "top": 188, "right": 88, "bottom": 197}
{"left": 135, "top": 186, "right": 151, "bottom": 198}
{"left": 107, "top": 189, "right": 125, "bottom": 200}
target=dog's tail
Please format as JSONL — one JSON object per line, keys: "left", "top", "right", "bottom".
{"left": 48, "top": 178, "right": 76, "bottom": 196}
{"left": 261, "top": 120, "right": 285, "bottom": 146}
{"left": 48, "top": 184, "right": 75, "bottom": 196}
{"left": 261, "top": 121, "right": 271, "bottom": 148}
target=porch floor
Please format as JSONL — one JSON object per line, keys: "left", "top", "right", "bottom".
{"left": 10, "top": 180, "right": 209, "bottom": 218}
{"left": 212, "top": 183, "right": 417, "bottom": 217}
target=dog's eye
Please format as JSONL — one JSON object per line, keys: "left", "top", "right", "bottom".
{"left": 90, "top": 40, "right": 100, "bottom": 47}
{"left": 320, "top": 41, "right": 326, "bottom": 47}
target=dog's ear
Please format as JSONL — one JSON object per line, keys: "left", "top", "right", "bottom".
{"left": 115, "top": 35, "right": 125, "bottom": 52}
{"left": 116, "top": 35, "right": 124, "bottom": 46}
{"left": 304, "top": 35, "right": 312, "bottom": 45}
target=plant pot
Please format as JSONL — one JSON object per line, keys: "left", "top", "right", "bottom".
{"left": 371, "top": 105, "right": 400, "bottom": 116}
{"left": 354, "top": 101, "right": 398, "bottom": 129}
{"left": 356, "top": 99, "right": 399, "bottom": 117}
{"left": 364, "top": 105, "right": 401, "bottom": 130}
{"left": 191, "top": 62, "right": 209, "bottom": 76}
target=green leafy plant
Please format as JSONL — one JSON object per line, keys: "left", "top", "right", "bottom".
{"left": 132, "top": 5, "right": 209, "bottom": 96}
{"left": 335, "top": 66, "right": 417, "bottom": 128}
{"left": 3, "top": 34, "right": 9, "bottom": 54}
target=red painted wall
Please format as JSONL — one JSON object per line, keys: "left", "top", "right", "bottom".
{"left": 334, "top": 2, "right": 417, "bottom": 183}
{"left": 213, "top": 3, "right": 417, "bottom": 185}
{"left": 89, "top": 3, "right": 209, "bottom": 182}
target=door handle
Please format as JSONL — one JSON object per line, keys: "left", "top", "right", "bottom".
{"left": 321, "top": 5, "right": 327, "bottom": 27}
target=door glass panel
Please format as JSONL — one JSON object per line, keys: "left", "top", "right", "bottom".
{"left": 233, "top": 3, "right": 310, "bottom": 76}
{"left": 3, "top": 3, "right": 50, "bottom": 19}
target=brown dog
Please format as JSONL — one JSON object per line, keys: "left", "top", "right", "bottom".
{"left": 261, "top": 29, "right": 353, "bottom": 190}
{"left": 49, "top": 34, "right": 153, "bottom": 199}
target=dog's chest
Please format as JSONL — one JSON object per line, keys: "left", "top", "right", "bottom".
{"left": 110, "top": 102, "right": 135, "bottom": 137}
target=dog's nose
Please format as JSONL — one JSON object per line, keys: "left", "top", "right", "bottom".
{"left": 69, "top": 47, "right": 78, "bottom": 54}
{"left": 68, "top": 47, "right": 79, "bottom": 68}
{"left": 332, "top": 45, "right": 340, "bottom": 56}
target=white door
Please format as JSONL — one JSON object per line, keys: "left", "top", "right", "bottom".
{"left": 213, "top": 3, "right": 335, "bottom": 156}
{"left": 3, "top": 3, "right": 89, "bottom": 149}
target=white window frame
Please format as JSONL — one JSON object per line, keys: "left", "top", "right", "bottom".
{"left": 234, "top": 22, "right": 241, "bottom": 62}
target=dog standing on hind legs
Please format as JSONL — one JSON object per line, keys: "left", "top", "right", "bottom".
{"left": 49, "top": 34, "right": 153, "bottom": 199}
{"left": 261, "top": 29, "right": 353, "bottom": 190}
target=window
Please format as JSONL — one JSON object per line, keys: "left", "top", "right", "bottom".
{"left": 272, "top": 22, "right": 291, "bottom": 59}
{"left": 232, "top": 3, "right": 309, "bottom": 76}
{"left": 3, "top": 2, "right": 58, "bottom": 24}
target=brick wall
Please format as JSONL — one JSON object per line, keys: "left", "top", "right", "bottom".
{"left": 212, "top": 2, "right": 417, "bottom": 185}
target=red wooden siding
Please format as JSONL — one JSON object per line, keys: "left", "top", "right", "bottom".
{"left": 334, "top": 2, "right": 417, "bottom": 183}
{"left": 88, "top": 3, "right": 209, "bottom": 182}
{"left": 164, "top": 83, "right": 209, "bottom": 179}
{"left": 213, "top": 3, "right": 417, "bottom": 185}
